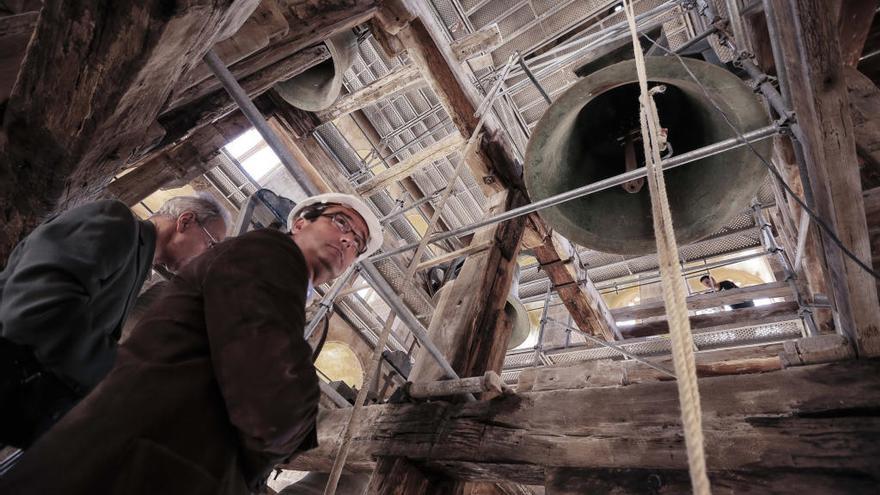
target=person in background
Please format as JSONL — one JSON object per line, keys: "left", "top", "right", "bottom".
{"left": 0, "top": 195, "right": 228, "bottom": 448}
{"left": 0, "top": 193, "right": 383, "bottom": 495}
{"left": 699, "top": 274, "right": 755, "bottom": 310}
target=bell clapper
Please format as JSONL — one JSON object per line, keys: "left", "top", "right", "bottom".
{"left": 621, "top": 130, "right": 646, "bottom": 194}
{"left": 620, "top": 85, "right": 673, "bottom": 194}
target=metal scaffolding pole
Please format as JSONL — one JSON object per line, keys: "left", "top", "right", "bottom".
{"left": 490, "top": 1, "right": 681, "bottom": 94}
{"left": 752, "top": 204, "right": 819, "bottom": 337}
{"left": 546, "top": 317, "right": 677, "bottom": 378}
{"left": 359, "top": 260, "right": 465, "bottom": 384}
{"left": 303, "top": 265, "right": 360, "bottom": 341}
{"left": 370, "top": 124, "right": 782, "bottom": 262}
{"left": 203, "top": 49, "right": 319, "bottom": 197}
{"left": 591, "top": 250, "right": 770, "bottom": 295}
{"left": 533, "top": 285, "right": 552, "bottom": 367}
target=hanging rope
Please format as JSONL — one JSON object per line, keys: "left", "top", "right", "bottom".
{"left": 622, "top": 2, "right": 712, "bottom": 494}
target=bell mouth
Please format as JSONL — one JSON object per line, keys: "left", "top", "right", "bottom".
{"left": 524, "top": 57, "right": 770, "bottom": 256}
{"left": 504, "top": 296, "right": 532, "bottom": 350}
{"left": 273, "top": 32, "right": 356, "bottom": 112}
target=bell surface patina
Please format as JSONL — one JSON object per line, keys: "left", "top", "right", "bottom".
{"left": 524, "top": 56, "right": 771, "bottom": 255}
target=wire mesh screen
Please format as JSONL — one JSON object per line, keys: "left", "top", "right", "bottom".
{"left": 504, "top": 319, "right": 804, "bottom": 370}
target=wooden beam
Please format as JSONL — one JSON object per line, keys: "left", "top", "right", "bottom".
{"left": 394, "top": 16, "right": 506, "bottom": 196}
{"left": 449, "top": 25, "right": 503, "bottom": 63}
{"left": 414, "top": 240, "right": 492, "bottom": 272}
{"left": 367, "top": 457, "right": 459, "bottom": 495}
{"left": 837, "top": 0, "right": 879, "bottom": 67}
{"left": 157, "top": 44, "right": 329, "bottom": 150}
{"left": 610, "top": 280, "right": 792, "bottom": 321}
{"left": 517, "top": 335, "right": 853, "bottom": 390}
{"left": 770, "top": 0, "right": 880, "bottom": 355}
{"left": 620, "top": 300, "right": 799, "bottom": 339}
{"left": 355, "top": 132, "right": 463, "bottom": 197}
{"left": 170, "top": 0, "right": 290, "bottom": 100}
{"left": 532, "top": 231, "right": 617, "bottom": 341}
{"left": 105, "top": 110, "right": 253, "bottom": 206}
{"left": 517, "top": 347, "right": 782, "bottom": 391}
{"left": 316, "top": 63, "right": 425, "bottom": 123}
{"left": 845, "top": 66, "right": 880, "bottom": 172}
{"left": 544, "top": 466, "right": 877, "bottom": 495}
{"left": 167, "top": 0, "right": 378, "bottom": 111}
{"left": 289, "top": 359, "right": 880, "bottom": 487}
{"left": 0, "top": 11, "right": 38, "bottom": 103}
{"left": 0, "top": 0, "right": 261, "bottom": 261}
{"left": 769, "top": 137, "right": 834, "bottom": 331}
{"left": 409, "top": 190, "right": 528, "bottom": 383}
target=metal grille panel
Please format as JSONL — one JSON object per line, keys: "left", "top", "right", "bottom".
{"left": 504, "top": 319, "right": 804, "bottom": 370}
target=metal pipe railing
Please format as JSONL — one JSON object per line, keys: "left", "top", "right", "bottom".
{"left": 203, "top": 49, "right": 318, "bottom": 197}
{"left": 359, "top": 260, "right": 465, "bottom": 385}
{"left": 369, "top": 123, "right": 782, "bottom": 263}
{"left": 546, "top": 317, "right": 677, "bottom": 378}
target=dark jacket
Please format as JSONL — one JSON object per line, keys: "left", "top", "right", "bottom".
{"left": 718, "top": 280, "right": 755, "bottom": 309}
{"left": 0, "top": 199, "right": 156, "bottom": 391}
{"left": 0, "top": 228, "right": 320, "bottom": 495}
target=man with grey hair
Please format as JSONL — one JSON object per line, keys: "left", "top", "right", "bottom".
{"left": 1, "top": 193, "right": 384, "bottom": 494}
{"left": 0, "top": 195, "right": 228, "bottom": 448}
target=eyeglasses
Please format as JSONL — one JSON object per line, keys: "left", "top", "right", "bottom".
{"left": 195, "top": 220, "right": 219, "bottom": 249}
{"left": 319, "top": 213, "right": 367, "bottom": 255}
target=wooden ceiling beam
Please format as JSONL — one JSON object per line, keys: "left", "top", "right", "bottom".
{"left": 385, "top": 8, "right": 509, "bottom": 197}
{"left": 170, "top": 0, "right": 290, "bottom": 100}
{"left": 0, "top": 0, "right": 262, "bottom": 260}
{"left": 316, "top": 62, "right": 425, "bottom": 123}
{"left": 837, "top": 0, "right": 879, "bottom": 67}
{"left": 531, "top": 230, "right": 617, "bottom": 341}
{"left": 156, "top": 44, "right": 330, "bottom": 151}
{"left": 610, "top": 280, "right": 793, "bottom": 321}
{"left": 291, "top": 358, "right": 880, "bottom": 488}
{"left": 104, "top": 108, "right": 253, "bottom": 207}
{"left": 620, "top": 300, "right": 799, "bottom": 339}
{"left": 167, "top": 0, "right": 378, "bottom": 111}
{"left": 355, "top": 132, "right": 463, "bottom": 197}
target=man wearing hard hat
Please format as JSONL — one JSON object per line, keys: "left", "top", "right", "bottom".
{"left": 1, "top": 193, "right": 383, "bottom": 495}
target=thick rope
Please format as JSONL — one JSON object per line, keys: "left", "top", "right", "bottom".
{"left": 622, "top": 2, "right": 712, "bottom": 494}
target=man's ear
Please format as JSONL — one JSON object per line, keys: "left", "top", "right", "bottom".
{"left": 291, "top": 216, "right": 307, "bottom": 234}
{"left": 177, "top": 211, "right": 195, "bottom": 232}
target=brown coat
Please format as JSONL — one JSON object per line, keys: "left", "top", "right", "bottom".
{"left": 0, "top": 229, "right": 320, "bottom": 494}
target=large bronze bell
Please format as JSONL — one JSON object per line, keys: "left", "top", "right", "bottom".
{"left": 524, "top": 56, "right": 771, "bottom": 255}
{"left": 273, "top": 32, "right": 357, "bottom": 111}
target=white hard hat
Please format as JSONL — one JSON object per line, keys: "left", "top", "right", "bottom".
{"left": 287, "top": 193, "right": 383, "bottom": 259}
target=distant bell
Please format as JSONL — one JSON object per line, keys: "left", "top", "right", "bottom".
{"left": 432, "top": 285, "right": 531, "bottom": 350}
{"left": 273, "top": 32, "right": 357, "bottom": 111}
{"left": 524, "top": 56, "right": 770, "bottom": 255}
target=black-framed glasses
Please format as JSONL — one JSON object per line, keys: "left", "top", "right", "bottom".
{"left": 319, "top": 213, "right": 367, "bottom": 255}
{"left": 195, "top": 220, "right": 219, "bottom": 249}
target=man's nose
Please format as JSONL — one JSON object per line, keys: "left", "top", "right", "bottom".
{"left": 339, "top": 235, "right": 356, "bottom": 251}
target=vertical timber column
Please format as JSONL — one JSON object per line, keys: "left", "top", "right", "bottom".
{"left": 408, "top": 189, "right": 527, "bottom": 382}
{"left": 769, "top": 0, "right": 880, "bottom": 355}
{"left": 368, "top": 189, "right": 528, "bottom": 495}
